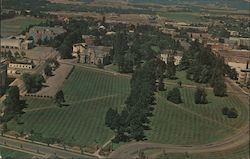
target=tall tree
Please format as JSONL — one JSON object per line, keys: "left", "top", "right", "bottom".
{"left": 167, "top": 87, "right": 182, "bottom": 104}
{"left": 158, "top": 75, "right": 165, "bottom": 91}
{"left": 55, "top": 90, "right": 65, "bottom": 106}
{"left": 113, "top": 31, "right": 130, "bottom": 73}
{"left": 105, "top": 108, "right": 118, "bottom": 128}
{"left": 166, "top": 56, "right": 176, "bottom": 79}
{"left": 44, "top": 64, "right": 52, "bottom": 76}
{"left": 22, "top": 73, "right": 45, "bottom": 93}
{"left": 3, "top": 86, "right": 21, "bottom": 113}
{"left": 194, "top": 87, "right": 208, "bottom": 104}
{"left": 213, "top": 77, "right": 227, "bottom": 97}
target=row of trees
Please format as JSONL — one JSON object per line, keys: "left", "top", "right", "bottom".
{"left": 222, "top": 107, "right": 238, "bottom": 118}
{"left": 180, "top": 40, "right": 236, "bottom": 97}
{"left": 165, "top": 86, "right": 207, "bottom": 105}
{"left": 105, "top": 59, "right": 165, "bottom": 142}
{"left": 105, "top": 24, "right": 183, "bottom": 142}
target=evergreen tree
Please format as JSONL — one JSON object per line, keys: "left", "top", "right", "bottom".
{"left": 3, "top": 86, "right": 21, "bottom": 113}
{"left": 194, "top": 87, "right": 208, "bottom": 104}
{"left": 113, "top": 31, "right": 130, "bottom": 73}
{"left": 55, "top": 90, "right": 65, "bottom": 106}
{"left": 227, "top": 108, "right": 238, "bottom": 118}
{"left": 44, "top": 64, "right": 52, "bottom": 76}
{"left": 22, "top": 73, "right": 45, "bottom": 93}
{"left": 213, "top": 77, "right": 227, "bottom": 97}
{"left": 167, "top": 87, "right": 182, "bottom": 104}
{"left": 158, "top": 76, "right": 165, "bottom": 91}
{"left": 110, "top": 109, "right": 120, "bottom": 130}
{"left": 166, "top": 56, "right": 176, "bottom": 79}
{"left": 129, "top": 116, "right": 145, "bottom": 141}
{"left": 105, "top": 108, "right": 117, "bottom": 128}
{"left": 222, "top": 107, "right": 229, "bottom": 115}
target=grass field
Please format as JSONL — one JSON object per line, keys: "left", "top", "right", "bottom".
{"left": 8, "top": 67, "right": 130, "bottom": 146}
{"left": 157, "top": 144, "right": 249, "bottom": 159}
{"left": 165, "top": 71, "right": 199, "bottom": 86}
{"left": 105, "top": 64, "right": 119, "bottom": 72}
{"left": 7, "top": 67, "right": 249, "bottom": 148}
{"left": 0, "top": 147, "right": 33, "bottom": 159}
{"left": 147, "top": 86, "right": 248, "bottom": 144}
{"left": 1, "top": 16, "right": 45, "bottom": 38}
{"left": 158, "top": 12, "right": 203, "bottom": 23}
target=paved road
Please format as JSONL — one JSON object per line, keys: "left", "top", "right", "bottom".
{"left": 0, "top": 136, "right": 96, "bottom": 159}
{"left": 109, "top": 79, "right": 250, "bottom": 159}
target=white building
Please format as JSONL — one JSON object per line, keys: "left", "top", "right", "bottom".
{"left": 229, "top": 30, "right": 239, "bottom": 36}
{"left": 160, "top": 53, "right": 182, "bottom": 65}
{"left": 72, "top": 43, "right": 88, "bottom": 57}
{"left": 8, "top": 60, "right": 34, "bottom": 74}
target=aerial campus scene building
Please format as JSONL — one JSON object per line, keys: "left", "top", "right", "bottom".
{"left": 0, "top": 0, "right": 249, "bottom": 159}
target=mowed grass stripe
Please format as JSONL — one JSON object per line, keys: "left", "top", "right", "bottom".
{"left": 147, "top": 92, "right": 241, "bottom": 144}
{"left": 165, "top": 87, "right": 248, "bottom": 129}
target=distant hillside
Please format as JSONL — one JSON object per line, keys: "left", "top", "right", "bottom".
{"left": 2, "top": 0, "right": 50, "bottom": 10}
{"left": 129, "top": 0, "right": 250, "bottom": 10}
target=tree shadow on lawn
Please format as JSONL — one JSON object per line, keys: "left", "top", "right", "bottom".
{"left": 61, "top": 103, "right": 70, "bottom": 107}
{"left": 57, "top": 103, "right": 70, "bottom": 108}
{"left": 41, "top": 84, "right": 49, "bottom": 88}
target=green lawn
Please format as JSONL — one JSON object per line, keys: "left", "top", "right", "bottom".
{"left": 0, "top": 147, "right": 33, "bottom": 159}
{"left": 8, "top": 67, "right": 130, "bottom": 146}
{"left": 1, "top": 16, "right": 45, "bottom": 37}
{"left": 165, "top": 71, "right": 199, "bottom": 86}
{"left": 105, "top": 64, "right": 119, "bottom": 72}
{"left": 7, "top": 67, "right": 248, "bottom": 148}
{"left": 147, "top": 87, "right": 248, "bottom": 144}
{"left": 158, "top": 12, "right": 203, "bottom": 23}
{"left": 157, "top": 144, "right": 249, "bottom": 159}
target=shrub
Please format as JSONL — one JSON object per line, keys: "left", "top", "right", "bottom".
{"left": 167, "top": 87, "right": 182, "bottom": 104}
{"left": 227, "top": 108, "right": 238, "bottom": 118}
{"left": 222, "top": 107, "right": 229, "bottom": 115}
{"left": 194, "top": 87, "right": 207, "bottom": 104}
